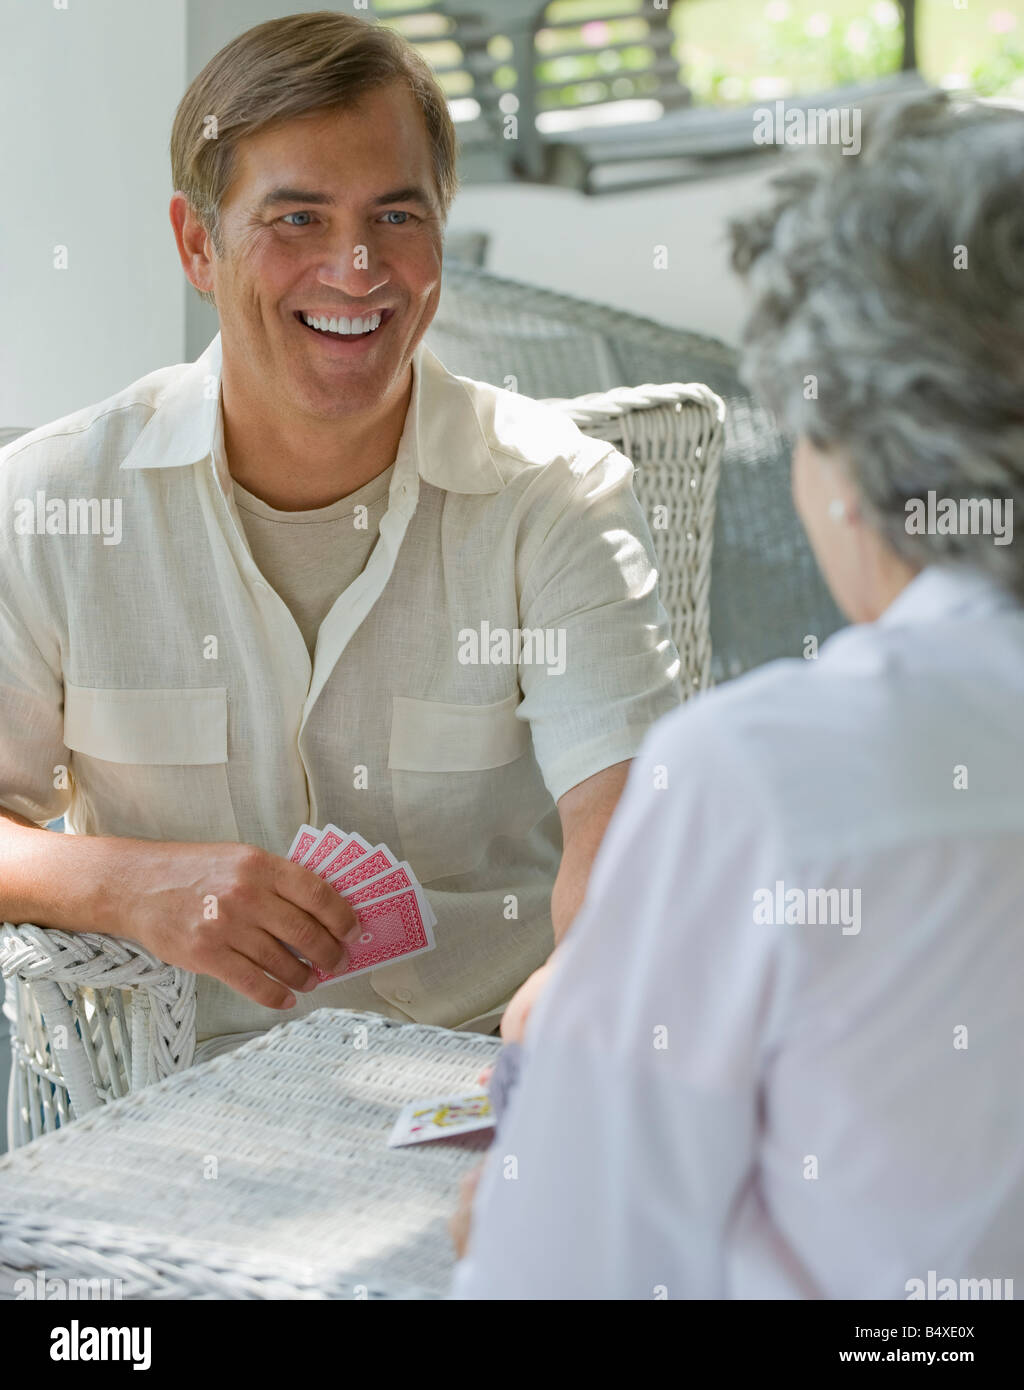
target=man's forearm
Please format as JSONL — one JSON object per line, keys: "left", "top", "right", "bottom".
{"left": 550, "top": 818, "right": 613, "bottom": 941}
{"left": 496, "top": 778, "right": 628, "bottom": 1045}
{"left": 550, "top": 847, "right": 592, "bottom": 942}
{"left": 551, "top": 760, "right": 631, "bottom": 942}
{"left": 0, "top": 810, "right": 121, "bottom": 933}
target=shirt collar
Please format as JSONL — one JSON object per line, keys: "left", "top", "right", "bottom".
{"left": 120, "top": 331, "right": 505, "bottom": 495}
{"left": 877, "top": 563, "right": 1021, "bottom": 629}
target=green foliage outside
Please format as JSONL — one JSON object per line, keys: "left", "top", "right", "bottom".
{"left": 375, "top": 0, "right": 1024, "bottom": 108}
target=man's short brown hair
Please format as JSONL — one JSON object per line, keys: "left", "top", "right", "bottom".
{"left": 170, "top": 9, "right": 458, "bottom": 265}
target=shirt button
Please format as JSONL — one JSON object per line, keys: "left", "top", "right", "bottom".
{"left": 394, "top": 988, "right": 413, "bottom": 1003}
{"left": 254, "top": 580, "right": 269, "bottom": 593}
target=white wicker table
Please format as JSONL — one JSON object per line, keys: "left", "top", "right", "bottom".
{"left": 0, "top": 1009, "right": 501, "bottom": 1299}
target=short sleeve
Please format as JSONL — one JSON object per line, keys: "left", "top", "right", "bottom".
{"left": 515, "top": 448, "right": 683, "bottom": 803}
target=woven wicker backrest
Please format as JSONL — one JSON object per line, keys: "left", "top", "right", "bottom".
{"left": 543, "top": 383, "right": 723, "bottom": 696}
{"left": 427, "top": 264, "right": 846, "bottom": 681}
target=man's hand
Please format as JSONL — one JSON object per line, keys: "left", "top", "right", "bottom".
{"left": 499, "top": 956, "right": 558, "bottom": 1045}
{"left": 476, "top": 957, "right": 559, "bottom": 1084}
{"left": 109, "top": 841, "right": 359, "bottom": 1009}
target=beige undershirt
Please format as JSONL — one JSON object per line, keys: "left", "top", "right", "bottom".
{"left": 232, "top": 464, "right": 395, "bottom": 658}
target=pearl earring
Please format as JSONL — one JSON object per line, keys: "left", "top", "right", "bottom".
{"left": 827, "top": 498, "right": 847, "bottom": 522}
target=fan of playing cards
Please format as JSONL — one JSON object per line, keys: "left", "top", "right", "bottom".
{"left": 286, "top": 822, "right": 437, "bottom": 984}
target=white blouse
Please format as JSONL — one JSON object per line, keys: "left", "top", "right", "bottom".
{"left": 454, "top": 564, "right": 1024, "bottom": 1299}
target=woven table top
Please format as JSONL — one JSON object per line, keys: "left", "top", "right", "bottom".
{"left": 0, "top": 1009, "right": 502, "bottom": 1299}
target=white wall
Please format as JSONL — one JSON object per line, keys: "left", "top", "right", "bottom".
{"left": 0, "top": 0, "right": 187, "bottom": 428}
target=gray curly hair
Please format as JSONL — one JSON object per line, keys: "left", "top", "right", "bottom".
{"left": 728, "top": 91, "right": 1024, "bottom": 597}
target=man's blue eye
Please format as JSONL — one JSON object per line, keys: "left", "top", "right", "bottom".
{"left": 382, "top": 210, "right": 410, "bottom": 225}
{"left": 282, "top": 212, "right": 313, "bottom": 226}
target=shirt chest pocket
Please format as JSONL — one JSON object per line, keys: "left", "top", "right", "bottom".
{"left": 63, "top": 683, "right": 239, "bottom": 843}
{"left": 388, "top": 692, "right": 555, "bottom": 883}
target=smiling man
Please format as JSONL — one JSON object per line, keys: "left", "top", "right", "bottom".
{"left": 0, "top": 12, "right": 680, "bottom": 1050}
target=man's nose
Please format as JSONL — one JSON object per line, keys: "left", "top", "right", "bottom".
{"left": 314, "top": 226, "right": 390, "bottom": 297}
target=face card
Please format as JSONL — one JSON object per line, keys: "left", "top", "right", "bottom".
{"left": 326, "top": 844, "right": 398, "bottom": 892}
{"left": 286, "top": 824, "right": 319, "bottom": 865}
{"left": 316, "top": 832, "right": 373, "bottom": 880}
{"left": 303, "top": 823, "right": 348, "bottom": 873}
{"left": 314, "top": 885, "right": 436, "bottom": 984}
{"left": 387, "top": 1091, "right": 495, "bottom": 1148}
{"left": 341, "top": 862, "right": 415, "bottom": 906}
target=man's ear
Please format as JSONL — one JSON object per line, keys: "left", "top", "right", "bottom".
{"left": 169, "top": 191, "right": 216, "bottom": 298}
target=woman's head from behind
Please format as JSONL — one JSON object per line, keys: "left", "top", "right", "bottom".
{"left": 729, "top": 92, "right": 1024, "bottom": 622}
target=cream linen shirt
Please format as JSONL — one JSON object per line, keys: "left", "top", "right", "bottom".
{"left": 0, "top": 333, "right": 681, "bottom": 1041}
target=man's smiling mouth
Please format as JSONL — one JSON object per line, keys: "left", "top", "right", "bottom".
{"left": 294, "top": 308, "right": 393, "bottom": 338}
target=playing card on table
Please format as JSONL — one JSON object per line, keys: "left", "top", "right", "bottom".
{"left": 387, "top": 1090, "right": 495, "bottom": 1148}
{"left": 314, "top": 883, "right": 437, "bottom": 984}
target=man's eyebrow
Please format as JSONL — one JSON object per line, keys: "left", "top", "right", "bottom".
{"left": 255, "top": 185, "right": 435, "bottom": 213}
{"left": 370, "top": 186, "right": 434, "bottom": 208}
{"left": 256, "top": 187, "right": 336, "bottom": 212}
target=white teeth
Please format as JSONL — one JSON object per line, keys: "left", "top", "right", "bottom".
{"left": 302, "top": 312, "right": 382, "bottom": 336}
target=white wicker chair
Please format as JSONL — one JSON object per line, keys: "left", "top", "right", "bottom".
{"left": 1, "top": 380, "right": 724, "bottom": 1147}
